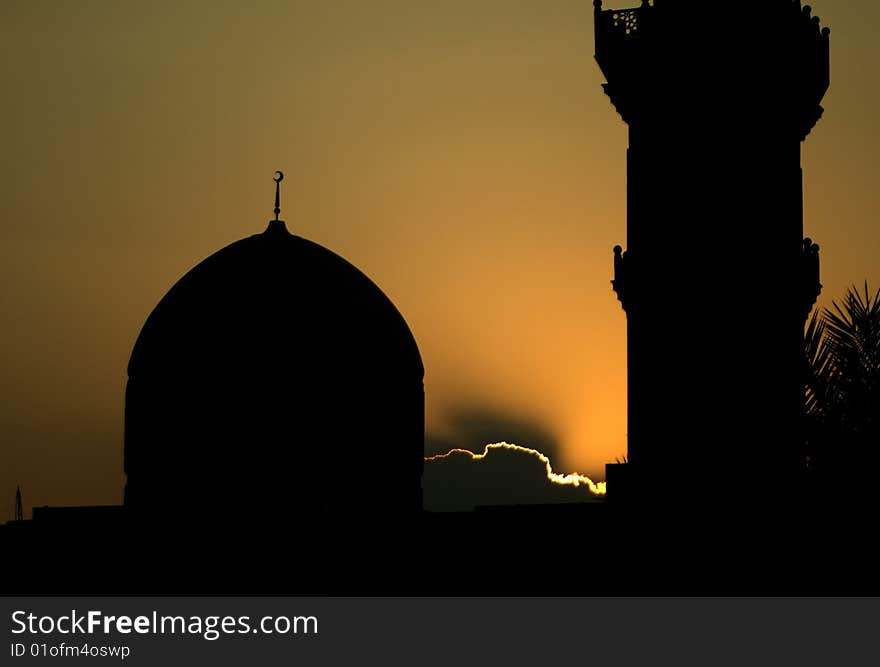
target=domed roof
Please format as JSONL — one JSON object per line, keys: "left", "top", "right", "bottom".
{"left": 128, "top": 219, "right": 423, "bottom": 381}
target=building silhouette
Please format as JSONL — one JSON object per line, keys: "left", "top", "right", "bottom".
{"left": 124, "top": 173, "right": 425, "bottom": 525}
{"left": 14, "top": 485, "right": 23, "bottom": 522}
{"left": 3, "top": 174, "right": 430, "bottom": 591}
{"left": 596, "top": 0, "right": 829, "bottom": 502}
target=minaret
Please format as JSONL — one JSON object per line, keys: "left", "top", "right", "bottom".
{"left": 595, "top": 1, "right": 828, "bottom": 502}
{"left": 15, "top": 485, "right": 23, "bottom": 522}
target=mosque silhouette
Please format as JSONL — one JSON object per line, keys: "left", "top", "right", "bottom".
{"left": 125, "top": 173, "right": 425, "bottom": 526}
{"left": 8, "top": 2, "right": 870, "bottom": 594}
{"left": 6, "top": 174, "right": 431, "bottom": 592}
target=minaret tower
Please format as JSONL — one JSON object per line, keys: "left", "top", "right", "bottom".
{"left": 595, "top": 1, "right": 828, "bottom": 501}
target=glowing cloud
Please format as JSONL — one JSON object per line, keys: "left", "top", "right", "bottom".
{"left": 426, "top": 442, "right": 606, "bottom": 496}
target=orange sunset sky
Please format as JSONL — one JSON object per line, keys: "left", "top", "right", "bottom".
{"left": 1, "top": 0, "right": 878, "bottom": 520}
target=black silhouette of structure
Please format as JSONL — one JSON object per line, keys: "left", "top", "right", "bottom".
{"left": 596, "top": 1, "right": 829, "bottom": 502}
{"left": 124, "top": 172, "right": 425, "bottom": 525}
{"left": 8, "top": 5, "right": 869, "bottom": 596}
{"left": 14, "top": 485, "right": 23, "bottom": 522}
{"left": 3, "top": 173, "right": 426, "bottom": 593}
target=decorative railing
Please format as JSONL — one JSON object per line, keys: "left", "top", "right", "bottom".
{"left": 609, "top": 8, "right": 641, "bottom": 37}
{"left": 594, "top": 1, "right": 650, "bottom": 49}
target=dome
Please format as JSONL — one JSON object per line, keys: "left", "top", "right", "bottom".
{"left": 128, "top": 220, "right": 423, "bottom": 378}
{"left": 124, "top": 219, "right": 425, "bottom": 521}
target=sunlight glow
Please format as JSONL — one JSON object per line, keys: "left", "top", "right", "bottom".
{"left": 425, "top": 442, "right": 607, "bottom": 496}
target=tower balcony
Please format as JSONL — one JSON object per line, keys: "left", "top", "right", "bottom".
{"left": 612, "top": 239, "right": 821, "bottom": 317}
{"left": 593, "top": 0, "right": 830, "bottom": 138}
{"left": 594, "top": 1, "right": 651, "bottom": 63}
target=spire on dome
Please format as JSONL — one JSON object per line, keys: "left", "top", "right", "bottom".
{"left": 273, "top": 170, "right": 284, "bottom": 221}
{"left": 265, "top": 170, "right": 290, "bottom": 235}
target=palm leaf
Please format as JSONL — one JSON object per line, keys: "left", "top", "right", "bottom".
{"left": 806, "top": 282, "right": 880, "bottom": 449}
{"left": 804, "top": 309, "right": 832, "bottom": 418}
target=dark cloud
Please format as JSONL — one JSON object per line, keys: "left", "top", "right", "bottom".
{"left": 425, "top": 407, "right": 561, "bottom": 459}
{"left": 424, "top": 407, "right": 604, "bottom": 511}
{"left": 423, "top": 443, "right": 604, "bottom": 512}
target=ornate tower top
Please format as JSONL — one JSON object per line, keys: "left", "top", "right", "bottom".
{"left": 593, "top": 0, "right": 830, "bottom": 139}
